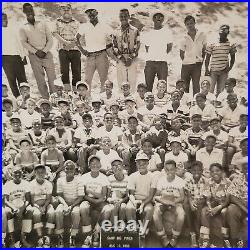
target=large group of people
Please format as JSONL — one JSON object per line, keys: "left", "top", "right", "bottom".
{"left": 2, "top": 2, "right": 248, "bottom": 248}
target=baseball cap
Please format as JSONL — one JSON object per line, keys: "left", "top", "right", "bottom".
{"left": 38, "top": 99, "right": 52, "bottom": 108}
{"left": 111, "top": 157, "right": 123, "bottom": 165}
{"left": 19, "top": 137, "right": 31, "bottom": 146}
{"left": 34, "top": 164, "right": 46, "bottom": 171}
{"left": 144, "top": 92, "right": 154, "bottom": 98}
{"left": 10, "top": 114, "right": 21, "bottom": 122}
{"left": 121, "top": 82, "right": 130, "bottom": 88}
{"left": 219, "top": 24, "right": 230, "bottom": 34}
{"left": 195, "top": 93, "right": 206, "bottom": 100}
{"left": 3, "top": 98, "right": 13, "bottom": 106}
{"left": 210, "top": 117, "right": 221, "bottom": 123}
{"left": 58, "top": 99, "right": 69, "bottom": 106}
{"left": 170, "top": 137, "right": 182, "bottom": 145}
{"left": 191, "top": 113, "right": 202, "bottom": 119}
{"left": 152, "top": 11, "right": 164, "bottom": 19}
{"left": 205, "top": 133, "right": 216, "bottom": 140}
{"left": 82, "top": 113, "right": 92, "bottom": 120}
{"left": 135, "top": 153, "right": 149, "bottom": 161}
{"left": 91, "top": 96, "right": 102, "bottom": 103}
{"left": 88, "top": 155, "right": 101, "bottom": 164}
{"left": 76, "top": 81, "right": 89, "bottom": 90}
{"left": 19, "top": 82, "right": 30, "bottom": 88}
{"left": 124, "top": 96, "right": 136, "bottom": 103}
{"left": 110, "top": 101, "right": 119, "bottom": 107}
{"left": 127, "top": 115, "right": 138, "bottom": 122}
{"left": 12, "top": 165, "right": 22, "bottom": 173}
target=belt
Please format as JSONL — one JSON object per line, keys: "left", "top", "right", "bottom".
{"left": 87, "top": 49, "right": 106, "bottom": 57}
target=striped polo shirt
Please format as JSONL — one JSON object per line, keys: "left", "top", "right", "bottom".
{"left": 206, "top": 40, "right": 237, "bottom": 71}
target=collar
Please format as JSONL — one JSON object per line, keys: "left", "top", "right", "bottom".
{"left": 57, "top": 17, "right": 75, "bottom": 23}
{"left": 185, "top": 29, "right": 202, "bottom": 40}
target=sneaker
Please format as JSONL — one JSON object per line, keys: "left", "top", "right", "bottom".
{"left": 169, "top": 237, "right": 177, "bottom": 247}
{"left": 224, "top": 239, "right": 231, "bottom": 248}
{"left": 160, "top": 235, "right": 169, "bottom": 247}
{"left": 237, "top": 240, "right": 244, "bottom": 248}
{"left": 69, "top": 236, "right": 76, "bottom": 248}
{"left": 57, "top": 235, "right": 64, "bottom": 248}
{"left": 191, "top": 234, "right": 198, "bottom": 248}
{"left": 14, "top": 241, "right": 21, "bottom": 248}
{"left": 82, "top": 235, "right": 92, "bottom": 248}
{"left": 92, "top": 232, "right": 100, "bottom": 248}
{"left": 44, "top": 236, "right": 50, "bottom": 248}
{"left": 37, "top": 238, "right": 43, "bottom": 248}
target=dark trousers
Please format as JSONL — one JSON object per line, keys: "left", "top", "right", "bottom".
{"left": 2, "top": 55, "right": 27, "bottom": 97}
{"left": 181, "top": 62, "right": 202, "bottom": 95}
{"left": 144, "top": 61, "right": 168, "bottom": 92}
{"left": 59, "top": 49, "right": 81, "bottom": 88}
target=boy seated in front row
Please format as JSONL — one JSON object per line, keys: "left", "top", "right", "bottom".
{"left": 126, "top": 153, "right": 155, "bottom": 237}
{"left": 153, "top": 160, "right": 185, "bottom": 247}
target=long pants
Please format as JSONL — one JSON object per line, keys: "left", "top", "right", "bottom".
{"left": 85, "top": 51, "right": 109, "bottom": 93}
{"left": 59, "top": 49, "right": 81, "bottom": 91}
{"left": 2, "top": 55, "right": 27, "bottom": 97}
{"left": 55, "top": 204, "right": 80, "bottom": 236}
{"left": 28, "top": 52, "right": 56, "bottom": 99}
{"left": 181, "top": 62, "right": 202, "bottom": 95}
{"left": 210, "top": 69, "right": 228, "bottom": 96}
{"left": 117, "top": 60, "right": 137, "bottom": 93}
{"left": 144, "top": 61, "right": 168, "bottom": 92}
{"left": 226, "top": 204, "right": 247, "bottom": 240}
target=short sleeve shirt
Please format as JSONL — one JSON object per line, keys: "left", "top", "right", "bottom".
{"left": 108, "top": 174, "right": 128, "bottom": 200}
{"left": 30, "top": 179, "right": 53, "bottom": 202}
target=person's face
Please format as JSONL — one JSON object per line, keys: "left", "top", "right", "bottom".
{"left": 102, "top": 137, "right": 112, "bottom": 150}
{"left": 77, "top": 86, "right": 88, "bottom": 96}
{"left": 125, "top": 101, "right": 135, "bottom": 111}
{"left": 192, "top": 117, "right": 202, "bottom": 128}
{"left": 104, "top": 114, "right": 114, "bottom": 126}
{"left": 227, "top": 96, "right": 238, "bottom": 108}
{"left": 40, "top": 103, "right": 50, "bottom": 114}
{"left": 112, "top": 161, "right": 123, "bottom": 175}
{"left": 92, "top": 102, "right": 101, "bottom": 112}
{"left": 144, "top": 95, "right": 154, "bottom": 106}
{"left": 55, "top": 85, "right": 63, "bottom": 94}
{"left": 2, "top": 86, "right": 8, "bottom": 96}
{"left": 20, "top": 141, "right": 31, "bottom": 152}
{"left": 27, "top": 101, "right": 35, "bottom": 112}
{"left": 225, "top": 82, "right": 235, "bottom": 93}
{"left": 142, "top": 141, "right": 153, "bottom": 155}
{"left": 3, "top": 103, "right": 13, "bottom": 113}
{"left": 239, "top": 115, "right": 248, "bottom": 127}
{"left": 136, "top": 160, "right": 148, "bottom": 174}
{"left": 176, "top": 82, "right": 185, "bottom": 92}
{"left": 121, "top": 85, "right": 130, "bottom": 95}
{"left": 110, "top": 105, "right": 119, "bottom": 115}
{"left": 24, "top": 7, "right": 35, "bottom": 22}
{"left": 60, "top": 6, "right": 72, "bottom": 19}
{"left": 105, "top": 82, "right": 113, "bottom": 94}
{"left": 153, "top": 14, "right": 164, "bottom": 26}
{"left": 2, "top": 14, "right": 8, "bottom": 27}
{"left": 164, "top": 164, "right": 176, "bottom": 179}
{"left": 55, "top": 117, "right": 64, "bottom": 129}
{"left": 13, "top": 170, "right": 22, "bottom": 183}
{"left": 119, "top": 11, "right": 130, "bottom": 25}
{"left": 20, "top": 86, "right": 30, "bottom": 96}
{"left": 201, "top": 82, "right": 210, "bottom": 93}
{"left": 65, "top": 163, "right": 75, "bottom": 178}
{"left": 113, "top": 118, "right": 121, "bottom": 127}
{"left": 171, "top": 92, "right": 181, "bottom": 103}
{"left": 171, "top": 119, "right": 181, "bottom": 130}
{"left": 191, "top": 165, "right": 203, "bottom": 180}
{"left": 185, "top": 18, "right": 195, "bottom": 32}
{"left": 205, "top": 137, "right": 216, "bottom": 150}
{"left": 76, "top": 103, "right": 84, "bottom": 113}
{"left": 171, "top": 142, "right": 181, "bottom": 155}
{"left": 83, "top": 117, "right": 93, "bottom": 128}
{"left": 35, "top": 168, "right": 46, "bottom": 182}
{"left": 137, "top": 87, "right": 146, "bottom": 98}
{"left": 210, "top": 120, "right": 221, "bottom": 131}
{"left": 87, "top": 11, "right": 98, "bottom": 23}
{"left": 241, "top": 163, "right": 248, "bottom": 178}
{"left": 128, "top": 117, "right": 138, "bottom": 131}
{"left": 33, "top": 121, "right": 42, "bottom": 131}
{"left": 11, "top": 119, "right": 21, "bottom": 131}
{"left": 240, "top": 140, "right": 248, "bottom": 153}
{"left": 89, "top": 158, "right": 101, "bottom": 173}
{"left": 219, "top": 29, "right": 228, "bottom": 39}
{"left": 210, "top": 166, "right": 223, "bottom": 182}
{"left": 47, "top": 139, "right": 56, "bottom": 150}
{"left": 58, "top": 103, "right": 68, "bottom": 113}
{"left": 154, "top": 119, "right": 163, "bottom": 130}
{"left": 157, "top": 82, "right": 167, "bottom": 94}
{"left": 196, "top": 96, "right": 206, "bottom": 108}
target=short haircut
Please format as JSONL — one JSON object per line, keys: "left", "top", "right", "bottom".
{"left": 209, "top": 163, "right": 223, "bottom": 171}
{"left": 141, "top": 138, "right": 153, "bottom": 146}
{"left": 128, "top": 116, "right": 138, "bottom": 123}
{"left": 157, "top": 79, "right": 167, "bottom": 88}
{"left": 2, "top": 12, "right": 7, "bottom": 17}
{"left": 64, "top": 160, "right": 76, "bottom": 168}
{"left": 191, "top": 161, "right": 203, "bottom": 170}
{"left": 120, "top": 8, "right": 130, "bottom": 14}
{"left": 34, "top": 164, "right": 46, "bottom": 171}
{"left": 105, "top": 80, "right": 113, "bottom": 88}
{"left": 164, "top": 160, "right": 176, "bottom": 168}
{"left": 19, "top": 138, "right": 31, "bottom": 146}
{"left": 23, "top": 3, "right": 33, "bottom": 13}
{"left": 137, "top": 83, "right": 147, "bottom": 89}
{"left": 226, "top": 78, "right": 236, "bottom": 86}
{"left": 45, "top": 135, "right": 56, "bottom": 143}
{"left": 184, "top": 15, "right": 195, "bottom": 24}
{"left": 104, "top": 112, "right": 113, "bottom": 119}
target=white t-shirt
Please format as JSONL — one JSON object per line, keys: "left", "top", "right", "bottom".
{"left": 142, "top": 27, "right": 173, "bottom": 61}
{"left": 164, "top": 151, "right": 188, "bottom": 168}
{"left": 229, "top": 126, "right": 248, "bottom": 149}
{"left": 78, "top": 22, "right": 112, "bottom": 52}
{"left": 202, "top": 130, "right": 229, "bottom": 145}
{"left": 137, "top": 106, "right": 162, "bottom": 126}
{"left": 57, "top": 176, "right": 85, "bottom": 205}
{"left": 19, "top": 109, "right": 41, "bottom": 129}
{"left": 30, "top": 179, "right": 53, "bottom": 202}
{"left": 128, "top": 171, "right": 154, "bottom": 200}
{"left": 95, "top": 126, "right": 123, "bottom": 146}
{"left": 3, "top": 180, "right": 30, "bottom": 208}
{"left": 81, "top": 172, "right": 110, "bottom": 198}
{"left": 96, "top": 149, "right": 120, "bottom": 171}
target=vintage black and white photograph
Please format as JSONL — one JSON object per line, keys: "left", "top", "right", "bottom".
{"left": 2, "top": 2, "right": 248, "bottom": 248}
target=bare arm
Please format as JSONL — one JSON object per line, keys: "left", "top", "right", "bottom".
{"left": 180, "top": 50, "right": 185, "bottom": 61}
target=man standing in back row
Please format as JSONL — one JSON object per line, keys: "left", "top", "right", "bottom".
{"left": 20, "top": 3, "right": 56, "bottom": 99}
{"left": 180, "top": 15, "right": 207, "bottom": 95}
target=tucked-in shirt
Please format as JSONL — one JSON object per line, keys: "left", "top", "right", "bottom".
{"left": 180, "top": 30, "right": 207, "bottom": 64}
{"left": 57, "top": 176, "right": 84, "bottom": 205}
{"left": 206, "top": 40, "right": 237, "bottom": 71}
{"left": 78, "top": 22, "right": 112, "bottom": 52}
{"left": 112, "top": 24, "right": 140, "bottom": 59}
{"left": 20, "top": 20, "right": 53, "bottom": 54}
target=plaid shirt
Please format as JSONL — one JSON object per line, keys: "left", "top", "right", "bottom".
{"left": 185, "top": 176, "right": 207, "bottom": 201}
{"left": 112, "top": 24, "right": 140, "bottom": 59}
{"left": 55, "top": 17, "right": 80, "bottom": 50}
{"left": 227, "top": 174, "right": 248, "bottom": 204}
